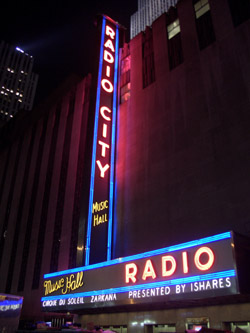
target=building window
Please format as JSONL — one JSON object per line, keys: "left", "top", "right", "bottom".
{"left": 167, "top": 19, "right": 181, "bottom": 39}
{"left": 142, "top": 27, "right": 155, "bottom": 88}
{"left": 120, "top": 54, "right": 131, "bottom": 104}
{"left": 227, "top": 0, "right": 250, "bottom": 27}
{"left": 167, "top": 9, "right": 184, "bottom": 70}
{"left": 194, "top": 0, "right": 215, "bottom": 50}
{"left": 194, "top": 0, "right": 210, "bottom": 19}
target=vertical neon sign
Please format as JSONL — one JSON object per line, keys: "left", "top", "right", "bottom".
{"left": 85, "top": 16, "right": 119, "bottom": 265}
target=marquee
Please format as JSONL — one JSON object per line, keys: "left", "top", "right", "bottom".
{"left": 41, "top": 232, "right": 238, "bottom": 312}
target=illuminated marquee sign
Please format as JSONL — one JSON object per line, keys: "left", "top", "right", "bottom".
{"left": 85, "top": 16, "right": 120, "bottom": 265}
{"left": 41, "top": 232, "right": 239, "bottom": 312}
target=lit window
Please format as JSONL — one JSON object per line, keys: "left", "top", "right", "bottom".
{"left": 16, "top": 92, "right": 19, "bottom": 96}
{"left": 194, "top": 0, "right": 215, "bottom": 49}
{"left": 167, "top": 19, "right": 181, "bottom": 39}
{"left": 16, "top": 47, "right": 24, "bottom": 53}
{"left": 194, "top": 0, "right": 210, "bottom": 19}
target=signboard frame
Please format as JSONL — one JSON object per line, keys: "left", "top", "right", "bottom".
{"left": 41, "top": 232, "right": 239, "bottom": 312}
{"left": 85, "top": 15, "right": 120, "bottom": 265}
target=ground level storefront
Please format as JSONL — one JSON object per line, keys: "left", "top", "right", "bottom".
{"left": 75, "top": 302, "right": 250, "bottom": 333}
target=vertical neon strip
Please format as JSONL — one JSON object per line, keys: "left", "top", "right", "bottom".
{"left": 85, "top": 17, "right": 106, "bottom": 266}
{"left": 107, "top": 25, "right": 119, "bottom": 261}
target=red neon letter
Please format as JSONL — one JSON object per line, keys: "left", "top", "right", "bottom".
{"left": 96, "top": 160, "right": 109, "bottom": 178}
{"left": 104, "top": 39, "right": 115, "bottom": 52}
{"left": 103, "top": 50, "right": 114, "bottom": 64}
{"left": 106, "top": 65, "right": 111, "bottom": 77}
{"left": 162, "top": 256, "right": 177, "bottom": 277}
{"left": 182, "top": 251, "right": 189, "bottom": 274}
{"left": 102, "top": 123, "right": 107, "bottom": 138}
{"left": 98, "top": 140, "right": 110, "bottom": 157}
{"left": 125, "top": 263, "right": 137, "bottom": 283}
{"left": 142, "top": 260, "right": 156, "bottom": 280}
{"left": 100, "top": 106, "right": 112, "bottom": 121}
{"left": 106, "top": 25, "right": 115, "bottom": 39}
{"left": 194, "top": 246, "right": 214, "bottom": 271}
{"left": 101, "top": 79, "right": 113, "bottom": 93}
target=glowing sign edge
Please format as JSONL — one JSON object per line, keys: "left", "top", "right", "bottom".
{"left": 107, "top": 24, "right": 119, "bottom": 261}
{"left": 45, "top": 231, "right": 231, "bottom": 278}
{"left": 85, "top": 17, "right": 106, "bottom": 266}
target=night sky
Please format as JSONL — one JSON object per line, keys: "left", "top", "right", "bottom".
{"left": 2, "top": 0, "right": 138, "bottom": 104}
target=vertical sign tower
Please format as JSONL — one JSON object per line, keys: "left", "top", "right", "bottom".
{"left": 85, "top": 15, "right": 120, "bottom": 265}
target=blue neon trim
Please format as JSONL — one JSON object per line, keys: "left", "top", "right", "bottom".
{"left": 41, "top": 269, "right": 235, "bottom": 301}
{"left": 44, "top": 232, "right": 231, "bottom": 278}
{"left": 0, "top": 299, "right": 23, "bottom": 306}
{"left": 107, "top": 25, "right": 119, "bottom": 261}
{"left": 85, "top": 17, "right": 106, "bottom": 266}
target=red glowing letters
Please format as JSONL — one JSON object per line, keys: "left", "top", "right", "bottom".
{"left": 96, "top": 25, "right": 116, "bottom": 178}
{"left": 125, "top": 246, "right": 215, "bottom": 283}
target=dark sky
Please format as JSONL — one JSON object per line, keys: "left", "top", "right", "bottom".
{"left": 2, "top": 0, "right": 138, "bottom": 104}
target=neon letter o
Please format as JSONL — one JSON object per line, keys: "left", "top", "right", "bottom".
{"left": 101, "top": 79, "right": 113, "bottom": 93}
{"left": 194, "top": 246, "right": 214, "bottom": 271}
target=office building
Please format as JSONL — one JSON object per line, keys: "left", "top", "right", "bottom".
{"left": 0, "top": 0, "right": 250, "bottom": 331}
{"left": 130, "top": 0, "right": 178, "bottom": 39}
{"left": 0, "top": 41, "right": 38, "bottom": 121}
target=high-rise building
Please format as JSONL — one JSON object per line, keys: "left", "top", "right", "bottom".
{"left": 1, "top": 0, "right": 250, "bottom": 331}
{"left": 130, "top": 0, "right": 178, "bottom": 39}
{"left": 0, "top": 41, "right": 38, "bottom": 121}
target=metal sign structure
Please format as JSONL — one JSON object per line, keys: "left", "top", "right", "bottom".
{"left": 41, "top": 232, "right": 239, "bottom": 312}
{"left": 85, "top": 16, "right": 120, "bottom": 265}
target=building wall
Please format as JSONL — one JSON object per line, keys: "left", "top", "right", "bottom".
{"left": 0, "top": 74, "right": 91, "bottom": 320}
{"left": 115, "top": 0, "right": 250, "bottom": 258}
{"left": 130, "top": 0, "right": 179, "bottom": 39}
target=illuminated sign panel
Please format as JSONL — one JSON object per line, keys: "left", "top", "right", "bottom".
{"left": 85, "top": 16, "right": 119, "bottom": 265}
{"left": 41, "top": 232, "right": 239, "bottom": 312}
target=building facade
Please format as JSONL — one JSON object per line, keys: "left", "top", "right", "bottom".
{"left": 130, "top": 0, "right": 178, "bottom": 39}
{"left": 0, "top": 41, "right": 38, "bottom": 122}
{"left": 1, "top": 0, "right": 250, "bottom": 331}
{"left": 0, "top": 74, "right": 91, "bottom": 325}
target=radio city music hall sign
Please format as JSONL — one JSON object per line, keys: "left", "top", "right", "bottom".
{"left": 41, "top": 232, "right": 238, "bottom": 311}
{"left": 85, "top": 16, "right": 120, "bottom": 265}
